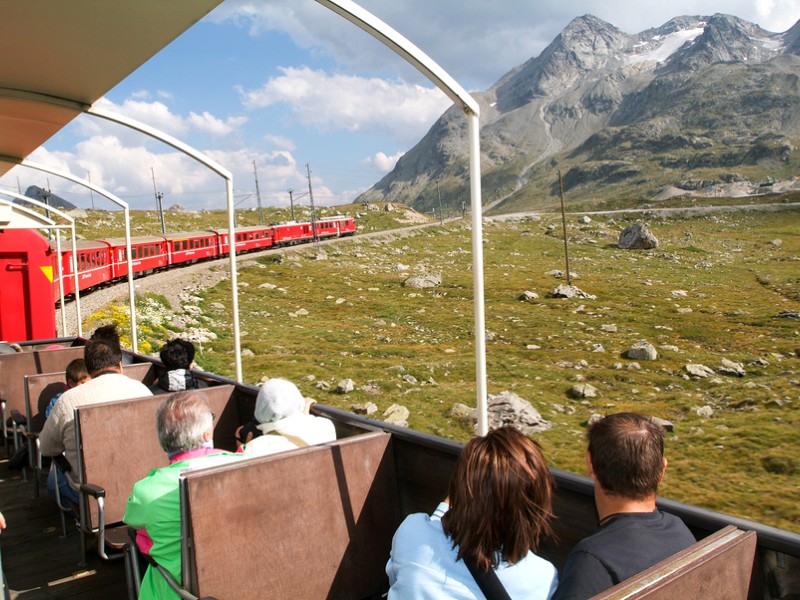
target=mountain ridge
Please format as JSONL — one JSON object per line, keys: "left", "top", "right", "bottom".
{"left": 357, "top": 13, "right": 800, "bottom": 214}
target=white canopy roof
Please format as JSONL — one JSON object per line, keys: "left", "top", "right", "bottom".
{"left": 0, "top": 1, "right": 223, "bottom": 176}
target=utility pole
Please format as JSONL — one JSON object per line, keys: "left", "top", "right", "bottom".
{"left": 253, "top": 160, "right": 264, "bottom": 225}
{"left": 306, "top": 163, "right": 319, "bottom": 252}
{"left": 557, "top": 170, "right": 573, "bottom": 286}
{"left": 151, "top": 166, "right": 166, "bottom": 234}
{"left": 287, "top": 189, "right": 296, "bottom": 221}
{"left": 436, "top": 182, "right": 444, "bottom": 226}
{"left": 87, "top": 171, "right": 96, "bottom": 210}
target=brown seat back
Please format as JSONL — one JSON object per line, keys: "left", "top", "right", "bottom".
{"left": 76, "top": 384, "right": 238, "bottom": 529}
{"left": 591, "top": 525, "right": 758, "bottom": 599}
{"left": 181, "top": 431, "right": 399, "bottom": 600}
{"left": 0, "top": 346, "right": 83, "bottom": 422}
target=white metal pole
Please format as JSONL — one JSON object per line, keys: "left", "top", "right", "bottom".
{"left": 225, "top": 177, "right": 243, "bottom": 382}
{"left": 122, "top": 206, "right": 138, "bottom": 353}
{"left": 467, "top": 113, "right": 488, "bottom": 435}
{"left": 71, "top": 231, "right": 82, "bottom": 338}
{"left": 55, "top": 231, "right": 66, "bottom": 336}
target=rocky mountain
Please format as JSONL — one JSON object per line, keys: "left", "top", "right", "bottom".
{"left": 357, "top": 14, "right": 800, "bottom": 214}
{"left": 21, "top": 185, "right": 76, "bottom": 210}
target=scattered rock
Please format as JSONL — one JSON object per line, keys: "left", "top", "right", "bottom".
{"left": 336, "top": 379, "right": 355, "bottom": 393}
{"left": 685, "top": 364, "right": 715, "bottom": 378}
{"left": 600, "top": 324, "right": 617, "bottom": 333}
{"left": 359, "top": 384, "right": 381, "bottom": 395}
{"left": 579, "top": 216, "right": 592, "bottom": 224}
{"left": 519, "top": 290, "right": 540, "bottom": 302}
{"left": 402, "top": 374, "right": 418, "bottom": 384}
{"left": 487, "top": 391, "right": 552, "bottom": 435}
{"left": 383, "top": 403, "right": 409, "bottom": 427}
{"left": 300, "top": 374, "right": 316, "bottom": 382}
{"left": 627, "top": 340, "right": 658, "bottom": 361}
{"left": 618, "top": 223, "right": 659, "bottom": 249}
{"left": 775, "top": 310, "right": 800, "bottom": 321}
{"left": 548, "top": 284, "right": 597, "bottom": 299}
{"left": 696, "top": 405, "right": 714, "bottom": 418}
{"left": 450, "top": 403, "right": 475, "bottom": 424}
{"left": 717, "top": 358, "right": 745, "bottom": 377}
{"left": 315, "top": 381, "right": 331, "bottom": 391}
{"left": 403, "top": 271, "right": 442, "bottom": 289}
{"left": 351, "top": 402, "right": 378, "bottom": 415}
{"left": 768, "top": 239, "right": 782, "bottom": 247}
{"left": 568, "top": 383, "right": 599, "bottom": 398}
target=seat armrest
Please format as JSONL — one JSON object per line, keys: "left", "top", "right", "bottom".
{"left": 80, "top": 482, "right": 106, "bottom": 499}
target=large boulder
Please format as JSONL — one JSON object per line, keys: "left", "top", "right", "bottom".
{"left": 487, "top": 391, "right": 551, "bottom": 435}
{"left": 618, "top": 223, "right": 658, "bottom": 249}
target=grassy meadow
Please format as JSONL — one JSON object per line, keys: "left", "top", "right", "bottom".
{"left": 80, "top": 204, "right": 800, "bottom": 533}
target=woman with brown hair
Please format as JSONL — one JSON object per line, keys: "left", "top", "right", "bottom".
{"left": 386, "top": 426, "right": 557, "bottom": 599}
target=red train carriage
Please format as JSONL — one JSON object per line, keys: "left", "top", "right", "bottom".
{"left": 271, "top": 221, "right": 314, "bottom": 246}
{"left": 56, "top": 239, "right": 113, "bottom": 298}
{"left": 208, "top": 225, "right": 273, "bottom": 254}
{"left": 315, "top": 215, "right": 356, "bottom": 238}
{"left": 162, "top": 231, "right": 218, "bottom": 266}
{"left": 0, "top": 228, "right": 56, "bottom": 340}
{"left": 97, "top": 235, "right": 168, "bottom": 279}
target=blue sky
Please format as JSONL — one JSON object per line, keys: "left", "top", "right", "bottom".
{"left": 4, "top": 0, "right": 800, "bottom": 212}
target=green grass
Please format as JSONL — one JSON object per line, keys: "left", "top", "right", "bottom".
{"left": 86, "top": 206, "right": 800, "bottom": 533}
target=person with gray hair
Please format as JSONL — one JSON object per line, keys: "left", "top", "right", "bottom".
{"left": 124, "top": 392, "right": 242, "bottom": 600}
{"left": 239, "top": 378, "right": 336, "bottom": 457}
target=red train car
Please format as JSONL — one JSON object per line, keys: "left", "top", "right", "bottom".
{"left": 208, "top": 226, "right": 272, "bottom": 254}
{"left": 162, "top": 231, "right": 218, "bottom": 266}
{"left": 271, "top": 221, "right": 314, "bottom": 246}
{"left": 0, "top": 228, "right": 56, "bottom": 340}
{"left": 315, "top": 216, "right": 356, "bottom": 238}
{"left": 56, "top": 239, "right": 114, "bottom": 298}
{"left": 97, "top": 235, "right": 168, "bottom": 279}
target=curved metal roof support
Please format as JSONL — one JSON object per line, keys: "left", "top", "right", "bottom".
{"left": 0, "top": 192, "right": 79, "bottom": 337}
{"left": 315, "top": 0, "right": 488, "bottom": 433}
{"left": 21, "top": 160, "right": 137, "bottom": 351}
{"left": 85, "top": 106, "right": 242, "bottom": 382}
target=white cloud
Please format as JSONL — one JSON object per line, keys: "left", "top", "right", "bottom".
{"left": 239, "top": 66, "right": 450, "bottom": 143}
{"left": 364, "top": 150, "right": 405, "bottom": 174}
{"left": 264, "top": 134, "right": 296, "bottom": 151}
{"left": 188, "top": 111, "right": 248, "bottom": 136}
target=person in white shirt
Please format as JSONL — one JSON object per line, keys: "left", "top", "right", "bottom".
{"left": 238, "top": 378, "right": 336, "bottom": 457}
{"left": 39, "top": 327, "right": 152, "bottom": 506}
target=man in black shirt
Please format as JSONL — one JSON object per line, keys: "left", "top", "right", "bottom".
{"left": 552, "top": 413, "right": 696, "bottom": 600}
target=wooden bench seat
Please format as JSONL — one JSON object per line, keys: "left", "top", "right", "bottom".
{"left": 0, "top": 345, "right": 84, "bottom": 450}
{"left": 178, "top": 430, "right": 400, "bottom": 600}
{"left": 591, "top": 524, "right": 758, "bottom": 599}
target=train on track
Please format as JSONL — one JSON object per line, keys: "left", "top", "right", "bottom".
{"left": 0, "top": 215, "right": 355, "bottom": 342}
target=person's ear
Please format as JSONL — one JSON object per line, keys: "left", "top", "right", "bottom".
{"left": 586, "top": 451, "right": 595, "bottom": 478}
{"left": 659, "top": 457, "right": 668, "bottom": 482}
{"left": 203, "top": 428, "right": 213, "bottom": 442}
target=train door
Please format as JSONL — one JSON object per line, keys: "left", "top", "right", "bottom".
{"left": 0, "top": 229, "right": 56, "bottom": 341}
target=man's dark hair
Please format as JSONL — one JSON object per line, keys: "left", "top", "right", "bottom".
{"left": 83, "top": 338, "right": 122, "bottom": 374}
{"left": 89, "top": 324, "right": 121, "bottom": 347}
{"left": 159, "top": 339, "right": 195, "bottom": 371}
{"left": 587, "top": 412, "right": 665, "bottom": 500}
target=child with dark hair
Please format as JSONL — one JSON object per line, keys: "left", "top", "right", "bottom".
{"left": 150, "top": 338, "right": 207, "bottom": 394}
{"left": 45, "top": 358, "right": 89, "bottom": 418}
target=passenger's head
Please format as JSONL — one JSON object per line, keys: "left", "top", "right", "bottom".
{"left": 159, "top": 338, "right": 196, "bottom": 371}
{"left": 83, "top": 338, "right": 122, "bottom": 375}
{"left": 441, "top": 426, "right": 554, "bottom": 571}
{"left": 587, "top": 412, "right": 666, "bottom": 501}
{"left": 65, "top": 358, "right": 90, "bottom": 388}
{"left": 90, "top": 324, "right": 121, "bottom": 347}
{"left": 156, "top": 392, "right": 214, "bottom": 454}
{"left": 254, "top": 378, "right": 305, "bottom": 424}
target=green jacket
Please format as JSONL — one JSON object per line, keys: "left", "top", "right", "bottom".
{"left": 124, "top": 450, "right": 243, "bottom": 600}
